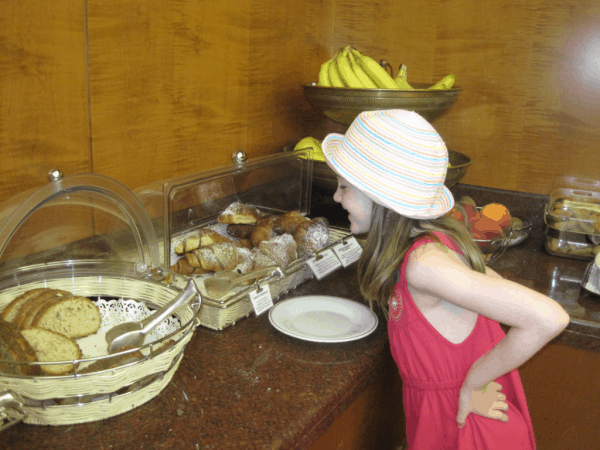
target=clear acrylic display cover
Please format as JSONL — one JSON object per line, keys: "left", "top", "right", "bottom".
{"left": 0, "top": 173, "right": 160, "bottom": 273}
{"left": 135, "top": 151, "right": 314, "bottom": 268}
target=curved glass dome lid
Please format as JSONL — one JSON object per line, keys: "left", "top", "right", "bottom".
{"left": 0, "top": 173, "right": 160, "bottom": 272}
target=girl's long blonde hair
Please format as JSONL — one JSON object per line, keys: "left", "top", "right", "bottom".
{"left": 357, "top": 202, "right": 487, "bottom": 318}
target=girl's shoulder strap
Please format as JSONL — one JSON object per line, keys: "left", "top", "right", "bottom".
{"left": 429, "top": 231, "right": 463, "bottom": 255}
{"left": 407, "top": 230, "right": 463, "bottom": 254}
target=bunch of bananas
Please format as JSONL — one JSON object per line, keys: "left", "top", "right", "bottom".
{"left": 293, "top": 136, "right": 326, "bottom": 162}
{"left": 318, "top": 46, "right": 455, "bottom": 90}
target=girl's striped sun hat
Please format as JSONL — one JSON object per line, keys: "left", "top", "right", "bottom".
{"left": 322, "top": 109, "right": 454, "bottom": 219}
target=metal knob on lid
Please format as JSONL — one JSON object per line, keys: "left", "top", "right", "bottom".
{"left": 47, "top": 169, "right": 64, "bottom": 182}
{"left": 231, "top": 150, "right": 247, "bottom": 165}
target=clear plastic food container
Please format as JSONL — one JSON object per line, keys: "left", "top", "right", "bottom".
{"left": 135, "top": 150, "right": 353, "bottom": 330}
{"left": 544, "top": 183, "right": 600, "bottom": 260}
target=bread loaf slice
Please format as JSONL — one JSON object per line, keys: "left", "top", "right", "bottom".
{"left": 1, "top": 288, "right": 49, "bottom": 323}
{"left": 21, "top": 327, "right": 81, "bottom": 375}
{"left": 16, "top": 289, "right": 73, "bottom": 330}
{"left": 0, "top": 320, "right": 38, "bottom": 375}
{"left": 33, "top": 296, "right": 102, "bottom": 339}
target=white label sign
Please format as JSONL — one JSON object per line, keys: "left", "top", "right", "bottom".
{"left": 333, "top": 237, "right": 363, "bottom": 267}
{"left": 307, "top": 248, "right": 342, "bottom": 280}
{"left": 249, "top": 284, "right": 274, "bottom": 316}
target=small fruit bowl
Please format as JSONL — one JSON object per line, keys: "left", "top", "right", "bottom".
{"left": 302, "top": 82, "right": 462, "bottom": 125}
{"left": 445, "top": 150, "right": 472, "bottom": 188}
{"left": 448, "top": 201, "right": 531, "bottom": 263}
{"left": 474, "top": 232, "right": 514, "bottom": 263}
{"left": 506, "top": 216, "right": 533, "bottom": 247}
{"left": 473, "top": 213, "right": 531, "bottom": 262}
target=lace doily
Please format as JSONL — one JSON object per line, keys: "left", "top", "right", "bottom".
{"left": 76, "top": 298, "right": 182, "bottom": 359}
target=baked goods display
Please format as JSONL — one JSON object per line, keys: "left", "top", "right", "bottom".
{"left": 0, "top": 287, "right": 102, "bottom": 375}
{"left": 170, "top": 202, "right": 331, "bottom": 278}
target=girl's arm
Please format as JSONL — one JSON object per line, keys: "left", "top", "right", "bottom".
{"left": 405, "top": 243, "right": 569, "bottom": 390}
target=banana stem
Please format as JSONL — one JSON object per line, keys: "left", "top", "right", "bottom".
{"left": 379, "top": 60, "right": 394, "bottom": 79}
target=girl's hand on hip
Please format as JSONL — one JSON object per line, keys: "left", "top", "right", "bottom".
{"left": 457, "top": 381, "right": 509, "bottom": 429}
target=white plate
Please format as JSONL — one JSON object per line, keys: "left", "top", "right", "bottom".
{"left": 268, "top": 295, "right": 378, "bottom": 343}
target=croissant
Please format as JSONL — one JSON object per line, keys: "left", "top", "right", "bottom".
{"left": 212, "top": 242, "right": 239, "bottom": 271}
{"left": 185, "top": 247, "right": 220, "bottom": 271}
{"left": 175, "top": 234, "right": 200, "bottom": 254}
{"left": 259, "top": 234, "right": 297, "bottom": 268}
{"left": 294, "top": 218, "right": 330, "bottom": 258}
{"left": 250, "top": 216, "right": 277, "bottom": 247}
{"left": 226, "top": 223, "right": 255, "bottom": 239}
{"left": 185, "top": 243, "right": 240, "bottom": 272}
{"left": 218, "top": 202, "right": 264, "bottom": 224}
{"left": 233, "top": 238, "right": 253, "bottom": 249}
{"left": 253, "top": 248, "right": 278, "bottom": 271}
{"left": 233, "top": 247, "right": 256, "bottom": 274}
{"left": 273, "top": 211, "right": 309, "bottom": 235}
{"left": 170, "top": 258, "right": 210, "bottom": 276}
{"left": 175, "top": 229, "right": 231, "bottom": 254}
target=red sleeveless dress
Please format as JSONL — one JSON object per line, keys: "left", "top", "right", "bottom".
{"left": 388, "top": 232, "right": 536, "bottom": 449}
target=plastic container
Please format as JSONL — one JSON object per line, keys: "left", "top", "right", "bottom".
{"left": 135, "top": 150, "right": 353, "bottom": 331}
{"left": 544, "top": 184, "right": 600, "bottom": 260}
{"left": 582, "top": 252, "right": 600, "bottom": 296}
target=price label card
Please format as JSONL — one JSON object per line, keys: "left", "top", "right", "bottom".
{"left": 249, "top": 284, "right": 274, "bottom": 316}
{"left": 307, "top": 248, "right": 342, "bottom": 280}
{"left": 333, "top": 237, "right": 363, "bottom": 267}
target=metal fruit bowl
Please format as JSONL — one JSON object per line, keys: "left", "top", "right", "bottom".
{"left": 474, "top": 233, "right": 513, "bottom": 263}
{"left": 302, "top": 82, "right": 462, "bottom": 125}
{"left": 473, "top": 215, "right": 532, "bottom": 263}
{"left": 311, "top": 150, "right": 471, "bottom": 195}
{"left": 445, "top": 150, "right": 472, "bottom": 188}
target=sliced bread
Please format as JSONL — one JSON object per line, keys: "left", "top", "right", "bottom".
{"left": 33, "top": 296, "right": 102, "bottom": 338}
{"left": 0, "top": 320, "right": 39, "bottom": 375}
{"left": 16, "top": 289, "right": 72, "bottom": 330}
{"left": 1, "top": 288, "right": 50, "bottom": 323}
{"left": 21, "top": 327, "right": 82, "bottom": 375}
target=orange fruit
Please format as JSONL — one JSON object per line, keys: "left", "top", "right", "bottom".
{"left": 447, "top": 205, "right": 466, "bottom": 223}
{"left": 461, "top": 202, "right": 481, "bottom": 225}
{"left": 471, "top": 217, "right": 503, "bottom": 241}
{"left": 480, "top": 203, "right": 511, "bottom": 231}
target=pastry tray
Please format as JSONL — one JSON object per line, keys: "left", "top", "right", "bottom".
{"left": 171, "top": 222, "right": 352, "bottom": 330}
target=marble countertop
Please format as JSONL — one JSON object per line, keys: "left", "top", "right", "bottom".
{"left": 4, "top": 182, "right": 600, "bottom": 448}
{"left": 3, "top": 265, "right": 393, "bottom": 450}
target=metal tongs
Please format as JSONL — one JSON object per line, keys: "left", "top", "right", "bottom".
{"left": 105, "top": 279, "right": 199, "bottom": 354}
{"left": 203, "top": 266, "right": 284, "bottom": 299}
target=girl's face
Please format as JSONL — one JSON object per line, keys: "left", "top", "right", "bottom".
{"left": 333, "top": 177, "right": 374, "bottom": 234}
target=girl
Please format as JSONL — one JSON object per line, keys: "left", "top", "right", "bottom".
{"left": 322, "top": 109, "right": 569, "bottom": 449}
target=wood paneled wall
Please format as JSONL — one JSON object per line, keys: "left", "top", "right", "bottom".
{"left": 2, "top": 0, "right": 600, "bottom": 203}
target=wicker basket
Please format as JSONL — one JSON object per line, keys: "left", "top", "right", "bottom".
{"left": 0, "top": 261, "right": 201, "bottom": 428}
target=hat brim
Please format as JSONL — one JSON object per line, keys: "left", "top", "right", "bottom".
{"left": 322, "top": 133, "right": 454, "bottom": 219}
